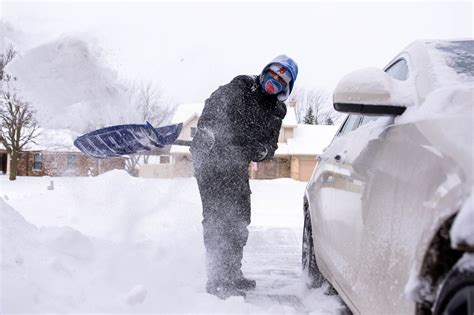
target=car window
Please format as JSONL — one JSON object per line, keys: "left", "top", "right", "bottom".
{"left": 338, "top": 115, "right": 362, "bottom": 136}
{"left": 385, "top": 59, "right": 409, "bottom": 81}
{"left": 359, "top": 115, "right": 380, "bottom": 126}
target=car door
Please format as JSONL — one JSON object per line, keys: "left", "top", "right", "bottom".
{"left": 310, "top": 114, "right": 374, "bottom": 296}
{"left": 319, "top": 113, "right": 384, "bottom": 302}
{"left": 328, "top": 58, "right": 414, "bottom": 312}
{"left": 306, "top": 115, "right": 360, "bottom": 269}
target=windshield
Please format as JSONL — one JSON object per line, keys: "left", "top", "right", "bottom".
{"left": 426, "top": 40, "right": 474, "bottom": 80}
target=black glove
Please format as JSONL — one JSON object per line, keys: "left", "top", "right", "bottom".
{"left": 249, "top": 142, "right": 268, "bottom": 162}
{"left": 275, "top": 101, "right": 287, "bottom": 119}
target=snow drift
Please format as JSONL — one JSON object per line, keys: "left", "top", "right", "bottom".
{"left": 0, "top": 173, "right": 341, "bottom": 313}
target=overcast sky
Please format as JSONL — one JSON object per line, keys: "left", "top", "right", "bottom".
{"left": 2, "top": 1, "right": 472, "bottom": 103}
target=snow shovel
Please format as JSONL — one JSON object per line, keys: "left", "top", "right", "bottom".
{"left": 74, "top": 122, "right": 192, "bottom": 159}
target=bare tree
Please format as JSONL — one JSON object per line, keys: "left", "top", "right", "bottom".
{"left": 0, "top": 45, "right": 39, "bottom": 180}
{"left": 0, "top": 44, "right": 17, "bottom": 82}
{"left": 292, "top": 87, "right": 340, "bottom": 125}
{"left": 128, "top": 80, "right": 175, "bottom": 127}
{"left": 125, "top": 80, "right": 176, "bottom": 175}
{"left": 0, "top": 83, "right": 39, "bottom": 180}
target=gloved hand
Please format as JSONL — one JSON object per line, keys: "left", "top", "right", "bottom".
{"left": 249, "top": 142, "right": 268, "bottom": 162}
{"left": 275, "top": 101, "right": 287, "bottom": 119}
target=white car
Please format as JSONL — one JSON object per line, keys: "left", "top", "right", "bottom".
{"left": 302, "top": 40, "right": 473, "bottom": 315}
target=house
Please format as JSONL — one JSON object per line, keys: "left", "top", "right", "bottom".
{"left": 0, "top": 129, "right": 125, "bottom": 177}
{"left": 138, "top": 103, "right": 203, "bottom": 178}
{"left": 274, "top": 123, "right": 339, "bottom": 181}
{"left": 139, "top": 101, "right": 339, "bottom": 181}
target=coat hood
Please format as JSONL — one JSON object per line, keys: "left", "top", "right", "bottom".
{"left": 260, "top": 55, "right": 298, "bottom": 101}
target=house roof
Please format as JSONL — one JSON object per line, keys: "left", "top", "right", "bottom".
{"left": 285, "top": 124, "right": 339, "bottom": 156}
{"left": 170, "top": 144, "right": 191, "bottom": 155}
{"left": 170, "top": 103, "right": 205, "bottom": 125}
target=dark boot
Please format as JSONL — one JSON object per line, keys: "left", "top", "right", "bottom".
{"left": 206, "top": 281, "right": 246, "bottom": 299}
{"left": 233, "top": 276, "right": 256, "bottom": 290}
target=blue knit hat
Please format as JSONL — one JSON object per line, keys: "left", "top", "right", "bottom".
{"left": 260, "top": 55, "right": 298, "bottom": 101}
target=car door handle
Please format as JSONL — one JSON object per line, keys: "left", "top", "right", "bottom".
{"left": 334, "top": 155, "right": 341, "bottom": 161}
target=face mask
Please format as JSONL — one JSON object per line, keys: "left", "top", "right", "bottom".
{"left": 261, "top": 72, "right": 284, "bottom": 95}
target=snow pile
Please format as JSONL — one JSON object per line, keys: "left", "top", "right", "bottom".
{"left": 1, "top": 198, "right": 94, "bottom": 312}
{"left": 0, "top": 173, "right": 251, "bottom": 313}
{"left": 6, "top": 36, "right": 140, "bottom": 133}
{"left": 450, "top": 192, "right": 474, "bottom": 249}
{"left": 1, "top": 171, "right": 340, "bottom": 313}
{"left": 40, "top": 226, "right": 95, "bottom": 260}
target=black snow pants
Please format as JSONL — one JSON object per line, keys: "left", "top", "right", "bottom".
{"left": 192, "top": 149, "right": 251, "bottom": 285}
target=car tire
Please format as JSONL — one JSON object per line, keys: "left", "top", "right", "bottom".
{"left": 432, "top": 256, "right": 474, "bottom": 315}
{"left": 302, "top": 202, "right": 325, "bottom": 289}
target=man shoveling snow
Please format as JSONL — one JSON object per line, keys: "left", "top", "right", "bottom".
{"left": 190, "top": 55, "right": 298, "bottom": 299}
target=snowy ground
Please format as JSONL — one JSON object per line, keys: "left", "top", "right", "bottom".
{"left": 0, "top": 171, "right": 342, "bottom": 314}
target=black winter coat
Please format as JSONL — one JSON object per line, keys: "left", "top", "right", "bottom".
{"left": 191, "top": 75, "right": 287, "bottom": 164}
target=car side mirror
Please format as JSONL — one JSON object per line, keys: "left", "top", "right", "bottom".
{"left": 333, "top": 68, "right": 414, "bottom": 116}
